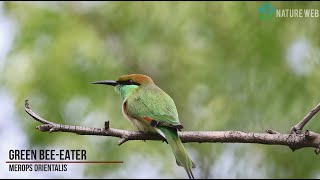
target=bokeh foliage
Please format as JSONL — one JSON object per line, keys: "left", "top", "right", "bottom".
{"left": 2, "top": 1, "right": 320, "bottom": 178}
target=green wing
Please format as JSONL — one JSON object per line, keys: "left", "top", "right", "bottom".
{"left": 126, "top": 85, "right": 181, "bottom": 127}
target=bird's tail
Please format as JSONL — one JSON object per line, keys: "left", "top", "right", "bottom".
{"left": 157, "top": 126, "right": 196, "bottom": 179}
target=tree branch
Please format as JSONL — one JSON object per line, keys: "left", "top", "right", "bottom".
{"left": 25, "top": 99, "right": 320, "bottom": 153}
{"left": 290, "top": 102, "right": 320, "bottom": 134}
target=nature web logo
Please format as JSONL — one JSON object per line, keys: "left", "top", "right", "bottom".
{"left": 258, "top": 2, "right": 319, "bottom": 19}
{"left": 258, "top": 2, "right": 275, "bottom": 20}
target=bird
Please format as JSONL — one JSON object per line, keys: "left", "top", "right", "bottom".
{"left": 91, "top": 74, "right": 196, "bottom": 179}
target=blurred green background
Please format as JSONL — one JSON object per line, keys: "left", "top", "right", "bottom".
{"left": 1, "top": 1, "right": 320, "bottom": 178}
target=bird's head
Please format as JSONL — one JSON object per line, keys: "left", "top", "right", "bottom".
{"left": 91, "top": 74, "right": 154, "bottom": 100}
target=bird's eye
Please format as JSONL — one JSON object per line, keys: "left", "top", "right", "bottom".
{"left": 128, "top": 79, "right": 133, "bottom": 84}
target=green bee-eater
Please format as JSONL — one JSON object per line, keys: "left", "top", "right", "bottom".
{"left": 92, "top": 74, "right": 196, "bottom": 179}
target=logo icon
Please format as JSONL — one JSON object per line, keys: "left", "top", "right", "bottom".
{"left": 258, "top": 2, "right": 275, "bottom": 20}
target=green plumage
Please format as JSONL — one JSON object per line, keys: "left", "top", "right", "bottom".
{"left": 125, "top": 84, "right": 181, "bottom": 127}
{"left": 157, "top": 126, "right": 196, "bottom": 179}
{"left": 116, "top": 82, "right": 196, "bottom": 179}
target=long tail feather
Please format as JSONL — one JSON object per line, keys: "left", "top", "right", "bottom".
{"left": 186, "top": 168, "right": 194, "bottom": 179}
{"left": 156, "top": 127, "right": 196, "bottom": 179}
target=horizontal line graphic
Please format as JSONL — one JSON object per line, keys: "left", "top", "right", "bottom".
{"left": 6, "top": 161, "right": 123, "bottom": 164}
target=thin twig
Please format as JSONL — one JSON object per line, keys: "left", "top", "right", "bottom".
{"left": 290, "top": 102, "right": 320, "bottom": 134}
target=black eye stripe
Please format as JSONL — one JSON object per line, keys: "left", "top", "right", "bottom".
{"left": 117, "top": 80, "right": 140, "bottom": 86}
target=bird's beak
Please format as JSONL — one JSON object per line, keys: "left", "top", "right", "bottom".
{"left": 91, "top": 80, "right": 118, "bottom": 86}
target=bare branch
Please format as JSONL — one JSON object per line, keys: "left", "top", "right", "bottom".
{"left": 25, "top": 100, "right": 320, "bottom": 153}
{"left": 118, "top": 137, "right": 129, "bottom": 146}
{"left": 291, "top": 102, "right": 320, "bottom": 134}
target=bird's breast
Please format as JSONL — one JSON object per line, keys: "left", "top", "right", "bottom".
{"left": 121, "top": 101, "right": 131, "bottom": 121}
